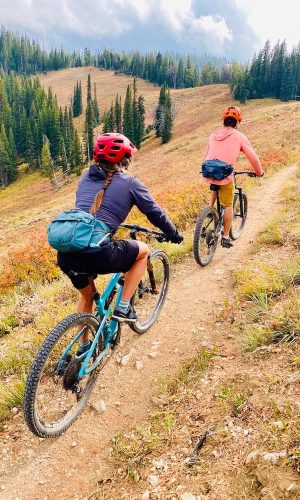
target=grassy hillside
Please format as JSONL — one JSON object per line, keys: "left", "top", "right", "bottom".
{"left": 0, "top": 69, "right": 300, "bottom": 423}
{"left": 39, "top": 66, "right": 161, "bottom": 133}
{"left": 2, "top": 68, "right": 300, "bottom": 257}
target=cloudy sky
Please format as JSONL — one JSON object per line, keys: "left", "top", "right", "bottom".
{"left": 1, "top": 0, "right": 300, "bottom": 60}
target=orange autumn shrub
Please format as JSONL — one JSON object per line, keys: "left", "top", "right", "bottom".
{"left": 261, "top": 149, "right": 290, "bottom": 171}
{"left": 156, "top": 182, "right": 207, "bottom": 229}
{"left": 0, "top": 234, "right": 60, "bottom": 293}
{"left": 120, "top": 182, "right": 207, "bottom": 238}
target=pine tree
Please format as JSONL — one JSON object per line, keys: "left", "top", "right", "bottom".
{"left": 0, "top": 125, "right": 15, "bottom": 181}
{"left": 114, "top": 95, "right": 122, "bottom": 133}
{"left": 84, "top": 100, "right": 94, "bottom": 161}
{"left": 280, "top": 58, "right": 294, "bottom": 101}
{"left": 40, "top": 141, "right": 53, "bottom": 178}
{"left": 123, "top": 85, "right": 134, "bottom": 142}
{"left": 0, "top": 78, "right": 11, "bottom": 131}
{"left": 47, "top": 103, "right": 62, "bottom": 162}
{"left": 134, "top": 95, "right": 145, "bottom": 148}
{"left": 132, "top": 78, "right": 139, "bottom": 145}
{"left": 93, "top": 82, "right": 100, "bottom": 125}
{"left": 161, "top": 90, "right": 173, "bottom": 144}
{"left": 25, "top": 121, "right": 35, "bottom": 165}
{"left": 8, "top": 127, "right": 17, "bottom": 166}
{"left": 233, "top": 74, "right": 248, "bottom": 103}
{"left": 155, "top": 85, "right": 167, "bottom": 137}
{"left": 108, "top": 102, "right": 115, "bottom": 131}
{"left": 87, "top": 74, "right": 92, "bottom": 104}
{"left": 177, "top": 58, "right": 185, "bottom": 88}
{"left": 102, "top": 111, "right": 110, "bottom": 133}
{"left": 0, "top": 140, "right": 10, "bottom": 187}
{"left": 72, "top": 81, "right": 82, "bottom": 117}
{"left": 78, "top": 82, "right": 82, "bottom": 114}
{"left": 70, "top": 129, "right": 83, "bottom": 173}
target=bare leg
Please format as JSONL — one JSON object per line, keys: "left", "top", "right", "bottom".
{"left": 121, "top": 241, "right": 150, "bottom": 301}
{"left": 77, "top": 279, "right": 95, "bottom": 342}
{"left": 223, "top": 206, "right": 233, "bottom": 238}
{"left": 210, "top": 191, "right": 217, "bottom": 207}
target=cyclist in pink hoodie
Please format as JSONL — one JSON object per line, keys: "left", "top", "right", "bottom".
{"left": 203, "top": 106, "right": 264, "bottom": 248}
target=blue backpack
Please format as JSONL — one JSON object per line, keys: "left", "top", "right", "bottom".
{"left": 201, "top": 159, "right": 234, "bottom": 181}
{"left": 47, "top": 209, "right": 111, "bottom": 253}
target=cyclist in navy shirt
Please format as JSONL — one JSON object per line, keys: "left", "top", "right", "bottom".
{"left": 57, "top": 133, "right": 183, "bottom": 331}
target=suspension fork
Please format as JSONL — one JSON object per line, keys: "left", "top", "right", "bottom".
{"left": 236, "top": 187, "right": 245, "bottom": 217}
{"left": 147, "top": 256, "right": 158, "bottom": 294}
{"left": 216, "top": 190, "right": 224, "bottom": 232}
{"left": 130, "top": 228, "right": 157, "bottom": 294}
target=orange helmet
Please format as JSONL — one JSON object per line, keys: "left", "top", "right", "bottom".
{"left": 222, "top": 105, "right": 243, "bottom": 123}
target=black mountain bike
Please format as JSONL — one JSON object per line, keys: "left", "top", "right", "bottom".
{"left": 193, "top": 172, "right": 258, "bottom": 266}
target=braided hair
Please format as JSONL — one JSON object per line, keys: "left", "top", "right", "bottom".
{"left": 90, "top": 161, "right": 121, "bottom": 215}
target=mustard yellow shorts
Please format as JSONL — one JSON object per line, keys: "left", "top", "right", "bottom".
{"left": 218, "top": 182, "right": 235, "bottom": 208}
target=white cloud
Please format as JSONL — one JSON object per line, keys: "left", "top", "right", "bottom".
{"left": 0, "top": 0, "right": 259, "bottom": 57}
{"left": 236, "top": 0, "right": 300, "bottom": 49}
{"left": 190, "top": 15, "right": 232, "bottom": 43}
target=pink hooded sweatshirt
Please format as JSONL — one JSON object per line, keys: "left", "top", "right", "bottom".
{"left": 203, "top": 127, "right": 263, "bottom": 185}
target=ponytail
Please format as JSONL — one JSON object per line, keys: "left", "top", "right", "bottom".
{"left": 90, "top": 162, "right": 120, "bottom": 215}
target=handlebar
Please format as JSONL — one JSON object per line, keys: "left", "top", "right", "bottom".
{"left": 120, "top": 223, "right": 166, "bottom": 241}
{"left": 234, "top": 171, "right": 258, "bottom": 177}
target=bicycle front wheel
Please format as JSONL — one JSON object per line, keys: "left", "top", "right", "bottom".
{"left": 24, "top": 313, "right": 102, "bottom": 438}
{"left": 230, "top": 192, "right": 248, "bottom": 240}
{"left": 193, "top": 206, "right": 219, "bottom": 266}
{"left": 130, "top": 250, "right": 170, "bottom": 334}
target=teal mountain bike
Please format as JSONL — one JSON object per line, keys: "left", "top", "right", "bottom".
{"left": 193, "top": 172, "right": 257, "bottom": 266}
{"left": 24, "top": 224, "right": 169, "bottom": 438}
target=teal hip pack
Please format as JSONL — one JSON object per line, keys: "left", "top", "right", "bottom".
{"left": 202, "top": 159, "right": 233, "bottom": 181}
{"left": 47, "top": 209, "right": 111, "bottom": 253}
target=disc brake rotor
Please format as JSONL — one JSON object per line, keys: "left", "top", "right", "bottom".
{"left": 63, "top": 357, "right": 82, "bottom": 390}
{"left": 206, "top": 229, "right": 216, "bottom": 246}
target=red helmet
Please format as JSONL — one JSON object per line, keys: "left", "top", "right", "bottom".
{"left": 93, "top": 133, "right": 137, "bottom": 164}
{"left": 222, "top": 105, "right": 243, "bottom": 123}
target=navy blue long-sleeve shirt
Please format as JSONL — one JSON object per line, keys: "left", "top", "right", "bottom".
{"left": 75, "top": 165, "right": 177, "bottom": 238}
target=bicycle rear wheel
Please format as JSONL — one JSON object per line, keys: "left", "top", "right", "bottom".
{"left": 130, "top": 250, "right": 170, "bottom": 334}
{"left": 24, "top": 313, "right": 102, "bottom": 438}
{"left": 193, "top": 206, "right": 219, "bottom": 266}
{"left": 230, "top": 192, "right": 248, "bottom": 240}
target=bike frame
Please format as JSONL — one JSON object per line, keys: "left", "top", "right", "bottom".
{"left": 215, "top": 171, "right": 250, "bottom": 222}
{"left": 57, "top": 272, "right": 123, "bottom": 380}
{"left": 57, "top": 224, "right": 164, "bottom": 382}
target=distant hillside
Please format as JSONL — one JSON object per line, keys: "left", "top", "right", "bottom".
{"left": 1, "top": 77, "right": 300, "bottom": 257}
{"left": 39, "top": 67, "right": 161, "bottom": 134}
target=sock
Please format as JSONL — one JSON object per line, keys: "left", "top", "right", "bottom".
{"left": 223, "top": 235, "right": 230, "bottom": 240}
{"left": 119, "top": 299, "right": 130, "bottom": 312}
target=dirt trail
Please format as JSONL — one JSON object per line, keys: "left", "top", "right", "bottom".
{"left": 0, "top": 164, "right": 296, "bottom": 500}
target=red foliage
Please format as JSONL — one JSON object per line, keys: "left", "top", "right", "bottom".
{"left": 0, "top": 234, "right": 59, "bottom": 293}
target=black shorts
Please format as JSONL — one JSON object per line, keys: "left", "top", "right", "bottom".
{"left": 57, "top": 239, "right": 139, "bottom": 290}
